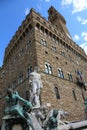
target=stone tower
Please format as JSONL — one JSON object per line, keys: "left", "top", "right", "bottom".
{"left": 48, "top": 6, "right": 72, "bottom": 39}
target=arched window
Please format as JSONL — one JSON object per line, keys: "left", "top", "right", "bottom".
{"left": 45, "top": 64, "right": 49, "bottom": 73}
{"left": 61, "top": 51, "right": 65, "bottom": 57}
{"left": 29, "top": 24, "right": 33, "bottom": 31}
{"left": 36, "top": 23, "right": 40, "bottom": 29}
{"left": 41, "top": 38, "right": 47, "bottom": 46}
{"left": 25, "top": 28, "right": 29, "bottom": 34}
{"left": 49, "top": 32, "right": 52, "bottom": 39}
{"left": 45, "top": 29, "right": 48, "bottom": 35}
{"left": 58, "top": 68, "right": 64, "bottom": 78}
{"left": 26, "top": 40, "right": 31, "bottom": 48}
{"left": 40, "top": 26, "right": 44, "bottom": 33}
{"left": 54, "top": 84, "right": 60, "bottom": 99}
{"left": 23, "top": 32, "right": 26, "bottom": 38}
{"left": 68, "top": 72, "right": 73, "bottom": 81}
{"left": 27, "top": 65, "right": 32, "bottom": 78}
{"left": 45, "top": 63, "right": 52, "bottom": 74}
{"left": 51, "top": 46, "right": 56, "bottom": 52}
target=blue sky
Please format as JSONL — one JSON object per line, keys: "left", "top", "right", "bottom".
{"left": 0, "top": 0, "right": 87, "bottom": 67}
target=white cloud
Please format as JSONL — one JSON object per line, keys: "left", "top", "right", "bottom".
{"left": 80, "top": 32, "right": 87, "bottom": 54}
{"left": 72, "top": 32, "right": 87, "bottom": 55}
{"left": 62, "top": 0, "right": 72, "bottom": 6}
{"left": 45, "top": 0, "right": 50, "bottom": 2}
{"left": 73, "top": 34, "right": 80, "bottom": 41}
{"left": 61, "top": 0, "right": 87, "bottom": 13}
{"left": 81, "top": 32, "right": 87, "bottom": 41}
{"left": 25, "top": 8, "right": 30, "bottom": 15}
{"left": 77, "top": 16, "right": 87, "bottom": 24}
{"left": 80, "top": 43, "right": 87, "bottom": 54}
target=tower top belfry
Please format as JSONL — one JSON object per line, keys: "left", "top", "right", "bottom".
{"left": 48, "top": 6, "right": 72, "bottom": 39}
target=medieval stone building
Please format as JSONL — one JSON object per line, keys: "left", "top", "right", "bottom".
{"left": 0, "top": 6, "right": 87, "bottom": 125}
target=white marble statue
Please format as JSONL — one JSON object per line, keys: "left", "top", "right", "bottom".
{"left": 57, "top": 110, "right": 67, "bottom": 120}
{"left": 29, "top": 67, "right": 43, "bottom": 108}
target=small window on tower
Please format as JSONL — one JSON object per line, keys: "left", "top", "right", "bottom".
{"left": 51, "top": 46, "right": 57, "bottom": 52}
{"left": 26, "top": 40, "right": 31, "bottom": 48}
{"left": 41, "top": 39, "right": 47, "bottom": 46}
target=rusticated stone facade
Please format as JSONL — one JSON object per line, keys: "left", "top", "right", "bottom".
{"left": 0, "top": 6, "right": 87, "bottom": 125}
